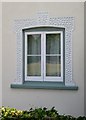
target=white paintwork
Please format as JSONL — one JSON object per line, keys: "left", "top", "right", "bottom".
{"left": 44, "top": 31, "right": 63, "bottom": 82}
{"left": 25, "top": 31, "right": 63, "bottom": 82}
{"left": 25, "top": 32, "right": 43, "bottom": 81}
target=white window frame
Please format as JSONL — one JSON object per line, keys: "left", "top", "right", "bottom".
{"left": 25, "top": 31, "right": 63, "bottom": 82}
{"left": 44, "top": 31, "right": 63, "bottom": 82}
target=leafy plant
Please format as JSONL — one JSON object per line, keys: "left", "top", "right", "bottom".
{"left": 0, "top": 106, "right": 86, "bottom": 120}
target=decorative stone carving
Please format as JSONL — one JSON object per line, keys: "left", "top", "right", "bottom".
{"left": 14, "top": 11, "right": 76, "bottom": 86}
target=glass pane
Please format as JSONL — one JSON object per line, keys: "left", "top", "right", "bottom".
{"left": 46, "top": 34, "right": 61, "bottom": 54}
{"left": 27, "top": 34, "right": 41, "bottom": 54}
{"left": 46, "top": 56, "right": 61, "bottom": 76}
{"left": 27, "top": 56, "right": 41, "bottom": 76}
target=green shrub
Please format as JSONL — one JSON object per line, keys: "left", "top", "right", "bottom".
{"left": 0, "top": 107, "right": 86, "bottom": 120}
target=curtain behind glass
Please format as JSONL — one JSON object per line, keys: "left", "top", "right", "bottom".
{"left": 27, "top": 35, "right": 41, "bottom": 54}
{"left": 27, "top": 34, "right": 41, "bottom": 76}
{"left": 46, "top": 34, "right": 61, "bottom": 76}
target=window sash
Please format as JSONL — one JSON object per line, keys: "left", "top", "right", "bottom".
{"left": 25, "top": 32, "right": 43, "bottom": 81}
{"left": 43, "top": 31, "right": 63, "bottom": 82}
{"left": 25, "top": 31, "right": 63, "bottom": 82}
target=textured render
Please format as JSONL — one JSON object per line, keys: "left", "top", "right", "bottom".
{"left": 14, "top": 12, "right": 75, "bottom": 86}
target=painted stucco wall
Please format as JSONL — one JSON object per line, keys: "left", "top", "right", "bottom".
{"left": 2, "top": 2, "right": 84, "bottom": 116}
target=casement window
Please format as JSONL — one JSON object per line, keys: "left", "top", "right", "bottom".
{"left": 25, "top": 31, "right": 63, "bottom": 82}
{"left": 11, "top": 13, "right": 78, "bottom": 90}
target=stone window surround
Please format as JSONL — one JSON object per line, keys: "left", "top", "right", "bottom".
{"left": 11, "top": 12, "right": 78, "bottom": 90}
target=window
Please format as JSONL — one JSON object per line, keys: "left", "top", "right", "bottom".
{"left": 24, "top": 28, "right": 64, "bottom": 82}
{"left": 11, "top": 13, "right": 78, "bottom": 90}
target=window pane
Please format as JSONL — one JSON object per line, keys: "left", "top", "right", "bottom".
{"left": 27, "top": 34, "right": 41, "bottom": 54}
{"left": 46, "top": 56, "right": 61, "bottom": 76}
{"left": 27, "top": 56, "right": 41, "bottom": 76}
{"left": 46, "top": 34, "right": 61, "bottom": 54}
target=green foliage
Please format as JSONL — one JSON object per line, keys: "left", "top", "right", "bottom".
{"left": 0, "top": 106, "right": 86, "bottom": 120}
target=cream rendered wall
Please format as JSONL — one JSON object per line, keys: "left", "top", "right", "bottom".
{"left": 2, "top": 2, "right": 84, "bottom": 116}
{"left": 0, "top": 2, "right": 2, "bottom": 107}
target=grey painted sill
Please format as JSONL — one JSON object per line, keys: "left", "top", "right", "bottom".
{"left": 11, "top": 81, "right": 78, "bottom": 90}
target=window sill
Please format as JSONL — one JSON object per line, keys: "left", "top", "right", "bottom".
{"left": 11, "top": 81, "right": 78, "bottom": 90}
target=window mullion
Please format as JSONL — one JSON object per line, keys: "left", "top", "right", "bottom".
{"left": 25, "top": 33, "right": 27, "bottom": 80}
{"left": 43, "top": 33, "right": 46, "bottom": 81}
{"left": 41, "top": 33, "right": 44, "bottom": 80}
{"left": 61, "top": 32, "right": 63, "bottom": 80}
